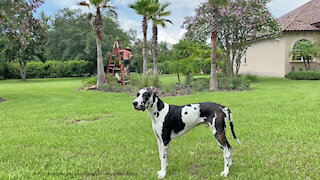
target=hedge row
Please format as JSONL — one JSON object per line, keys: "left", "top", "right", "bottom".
{"left": 1, "top": 60, "right": 94, "bottom": 79}
{"left": 285, "top": 70, "right": 320, "bottom": 80}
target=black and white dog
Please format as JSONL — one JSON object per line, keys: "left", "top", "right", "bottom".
{"left": 133, "top": 87, "right": 241, "bottom": 178}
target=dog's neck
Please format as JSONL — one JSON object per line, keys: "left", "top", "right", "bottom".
{"left": 147, "top": 94, "right": 166, "bottom": 113}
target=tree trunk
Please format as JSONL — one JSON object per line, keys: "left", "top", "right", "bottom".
{"left": 142, "top": 16, "right": 148, "bottom": 77}
{"left": 209, "top": 31, "right": 218, "bottom": 90}
{"left": 185, "top": 71, "right": 191, "bottom": 87}
{"left": 95, "top": 7, "right": 104, "bottom": 88}
{"left": 152, "top": 24, "right": 158, "bottom": 78}
{"left": 19, "top": 61, "right": 27, "bottom": 81}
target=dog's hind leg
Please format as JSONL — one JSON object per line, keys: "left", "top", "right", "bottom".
{"left": 215, "top": 132, "right": 232, "bottom": 177}
{"left": 208, "top": 113, "right": 233, "bottom": 177}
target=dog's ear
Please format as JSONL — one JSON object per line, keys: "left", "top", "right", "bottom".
{"left": 147, "top": 86, "right": 157, "bottom": 95}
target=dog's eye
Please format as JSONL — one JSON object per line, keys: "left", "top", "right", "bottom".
{"left": 143, "top": 93, "right": 151, "bottom": 101}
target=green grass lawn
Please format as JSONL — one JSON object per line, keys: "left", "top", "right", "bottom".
{"left": 0, "top": 77, "right": 319, "bottom": 179}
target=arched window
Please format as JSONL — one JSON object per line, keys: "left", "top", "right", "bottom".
{"left": 291, "top": 39, "right": 314, "bottom": 61}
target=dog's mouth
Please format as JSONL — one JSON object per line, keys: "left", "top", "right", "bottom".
{"left": 134, "top": 105, "right": 146, "bottom": 111}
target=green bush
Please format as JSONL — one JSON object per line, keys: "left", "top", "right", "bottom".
{"left": 245, "top": 74, "right": 259, "bottom": 82}
{"left": 6, "top": 62, "right": 20, "bottom": 79}
{"left": 135, "top": 75, "right": 162, "bottom": 89}
{"left": 285, "top": 71, "right": 320, "bottom": 80}
{"left": 82, "top": 76, "right": 97, "bottom": 87}
{"left": 158, "top": 61, "right": 170, "bottom": 74}
{"left": 232, "top": 75, "right": 251, "bottom": 91}
{"left": 218, "top": 75, "right": 234, "bottom": 89}
{"left": 3, "top": 60, "right": 94, "bottom": 79}
{"left": 189, "top": 74, "right": 251, "bottom": 91}
{"left": 0, "top": 58, "right": 7, "bottom": 80}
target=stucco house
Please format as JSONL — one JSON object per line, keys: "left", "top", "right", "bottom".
{"left": 239, "top": 0, "right": 320, "bottom": 77}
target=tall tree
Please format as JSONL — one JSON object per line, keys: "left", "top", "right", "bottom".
{"left": 0, "top": 0, "right": 44, "bottom": 81}
{"left": 150, "top": 0, "right": 172, "bottom": 78}
{"left": 78, "top": 0, "right": 116, "bottom": 88}
{"left": 183, "top": 0, "right": 280, "bottom": 78}
{"left": 129, "top": 0, "right": 155, "bottom": 77}
{"left": 183, "top": 0, "right": 229, "bottom": 90}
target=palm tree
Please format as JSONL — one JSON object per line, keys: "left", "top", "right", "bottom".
{"left": 78, "top": 0, "right": 116, "bottom": 87}
{"left": 150, "top": 1, "right": 172, "bottom": 78}
{"left": 208, "top": 0, "right": 229, "bottom": 90}
{"left": 129, "top": 0, "right": 155, "bottom": 77}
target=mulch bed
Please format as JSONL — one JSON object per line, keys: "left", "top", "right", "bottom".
{"left": 0, "top": 98, "right": 6, "bottom": 103}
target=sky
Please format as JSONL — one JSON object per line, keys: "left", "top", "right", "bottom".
{"left": 37, "top": 0, "right": 311, "bottom": 44}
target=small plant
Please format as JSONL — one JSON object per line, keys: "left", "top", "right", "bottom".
{"left": 245, "top": 74, "right": 259, "bottom": 83}
{"left": 136, "top": 75, "right": 162, "bottom": 89}
{"left": 285, "top": 71, "right": 320, "bottom": 80}
{"left": 82, "top": 76, "right": 97, "bottom": 87}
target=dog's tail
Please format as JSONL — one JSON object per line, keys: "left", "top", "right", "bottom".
{"left": 227, "top": 108, "right": 241, "bottom": 145}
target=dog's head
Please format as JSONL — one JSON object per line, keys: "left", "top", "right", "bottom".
{"left": 133, "top": 87, "right": 157, "bottom": 111}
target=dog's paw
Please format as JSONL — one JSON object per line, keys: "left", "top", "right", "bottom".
{"left": 220, "top": 171, "right": 229, "bottom": 177}
{"left": 157, "top": 170, "right": 166, "bottom": 179}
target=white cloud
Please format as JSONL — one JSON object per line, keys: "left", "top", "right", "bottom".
{"left": 121, "top": 19, "right": 140, "bottom": 31}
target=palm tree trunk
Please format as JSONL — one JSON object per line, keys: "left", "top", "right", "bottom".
{"left": 152, "top": 24, "right": 158, "bottom": 77}
{"left": 209, "top": 31, "right": 218, "bottom": 90}
{"left": 142, "top": 16, "right": 148, "bottom": 77}
{"left": 95, "top": 7, "right": 104, "bottom": 87}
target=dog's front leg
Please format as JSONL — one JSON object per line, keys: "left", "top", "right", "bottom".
{"left": 157, "top": 142, "right": 169, "bottom": 179}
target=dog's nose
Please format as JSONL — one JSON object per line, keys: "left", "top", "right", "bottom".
{"left": 133, "top": 101, "right": 138, "bottom": 107}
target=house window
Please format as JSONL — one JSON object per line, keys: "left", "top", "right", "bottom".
{"left": 291, "top": 39, "right": 314, "bottom": 61}
{"left": 243, "top": 53, "right": 247, "bottom": 64}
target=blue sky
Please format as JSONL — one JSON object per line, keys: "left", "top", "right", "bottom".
{"left": 37, "top": 0, "right": 311, "bottom": 44}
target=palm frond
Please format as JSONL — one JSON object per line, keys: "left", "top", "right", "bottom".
{"left": 78, "top": 1, "right": 90, "bottom": 7}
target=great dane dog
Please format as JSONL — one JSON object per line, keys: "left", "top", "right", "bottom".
{"left": 133, "top": 87, "right": 241, "bottom": 178}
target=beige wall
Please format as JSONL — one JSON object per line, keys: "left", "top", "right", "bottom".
{"left": 240, "top": 31, "right": 320, "bottom": 77}
{"left": 239, "top": 37, "right": 286, "bottom": 77}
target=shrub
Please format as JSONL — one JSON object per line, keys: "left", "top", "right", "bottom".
{"left": 218, "top": 75, "right": 234, "bottom": 89}
{"left": 3, "top": 60, "right": 94, "bottom": 79}
{"left": 6, "top": 62, "right": 20, "bottom": 79}
{"left": 0, "top": 58, "right": 7, "bottom": 80}
{"left": 232, "top": 75, "right": 251, "bottom": 91}
{"left": 190, "top": 77, "right": 209, "bottom": 91}
{"left": 245, "top": 74, "right": 259, "bottom": 82}
{"left": 189, "top": 74, "right": 251, "bottom": 91}
{"left": 82, "top": 76, "right": 97, "bottom": 87}
{"left": 285, "top": 71, "right": 320, "bottom": 80}
{"left": 135, "top": 75, "right": 162, "bottom": 89}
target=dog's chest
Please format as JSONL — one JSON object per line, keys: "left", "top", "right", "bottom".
{"left": 149, "top": 103, "right": 169, "bottom": 134}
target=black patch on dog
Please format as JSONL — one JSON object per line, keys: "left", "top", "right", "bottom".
{"left": 194, "top": 107, "right": 196, "bottom": 110}
{"left": 157, "top": 96, "right": 164, "bottom": 112}
{"left": 184, "top": 112, "right": 188, "bottom": 115}
{"left": 199, "top": 102, "right": 226, "bottom": 135}
{"left": 187, "top": 104, "right": 191, "bottom": 107}
{"left": 156, "top": 112, "right": 159, "bottom": 118}
{"left": 137, "top": 93, "right": 140, "bottom": 97}
{"left": 142, "top": 92, "right": 151, "bottom": 104}
{"left": 154, "top": 112, "right": 157, "bottom": 115}
{"left": 162, "top": 105, "right": 185, "bottom": 146}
